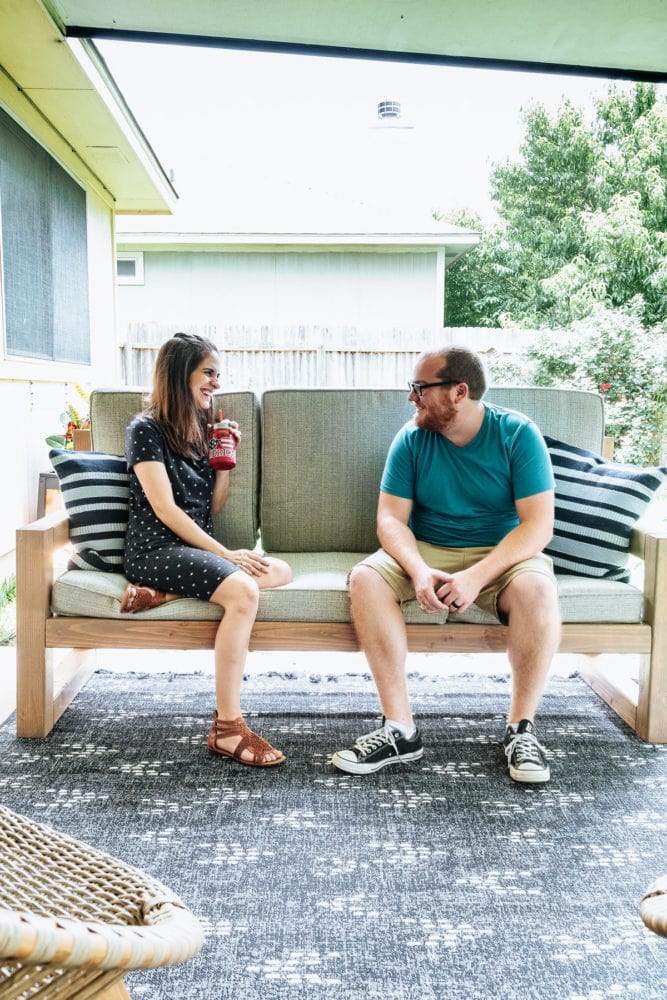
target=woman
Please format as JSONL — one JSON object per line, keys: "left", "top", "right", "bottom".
{"left": 120, "top": 332, "right": 292, "bottom": 767}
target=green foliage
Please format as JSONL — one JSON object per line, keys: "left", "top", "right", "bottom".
{"left": 528, "top": 305, "right": 666, "bottom": 465}
{"left": 442, "top": 211, "right": 509, "bottom": 327}
{"left": 445, "top": 82, "right": 667, "bottom": 331}
{"left": 0, "top": 575, "right": 16, "bottom": 607}
{"left": 45, "top": 387, "right": 90, "bottom": 450}
{"left": 492, "top": 101, "right": 599, "bottom": 246}
{"left": 45, "top": 434, "right": 68, "bottom": 449}
{"left": 0, "top": 574, "right": 16, "bottom": 646}
{"left": 443, "top": 82, "right": 667, "bottom": 468}
{"left": 485, "top": 354, "right": 536, "bottom": 385}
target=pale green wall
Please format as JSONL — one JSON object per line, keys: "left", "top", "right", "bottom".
{"left": 116, "top": 250, "right": 442, "bottom": 334}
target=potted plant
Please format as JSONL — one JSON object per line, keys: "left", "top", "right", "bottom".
{"left": 46, "top": 385, "right": 91, "bottom": 451}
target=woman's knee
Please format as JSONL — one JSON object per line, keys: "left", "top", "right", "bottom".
{"left": 211, "top": 572, "right": 259, "bottom": 615}
{"left": 260, "top": 557, "right": 292, "bottom": 589}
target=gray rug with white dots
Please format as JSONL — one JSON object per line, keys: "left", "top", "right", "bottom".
{"left": 2, "top": 669, "right": 666, "bottom": 1000}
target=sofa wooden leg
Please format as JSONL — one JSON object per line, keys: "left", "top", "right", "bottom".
{"left": 17, "top": 647, "right": 97, "bottom": 738}
{"left": 635, "top": 531, "right": 667, "bottom": 743}
{"left": 579, "top": 649, "right": 667, "bottom": 745}
{"left": 578, "top": 653, "right": 639, "bottom": 735}
{"left": 16, "top": 516, "right": 71, "bottom": 737}
{"left": 636, "top": 651, "right": 667, "bottom": 743}
{"left": 16, "top": 645, "right": 56, "bottom": 738}
{"left": 54, "top": 648, "right": 97, "bottom": 725}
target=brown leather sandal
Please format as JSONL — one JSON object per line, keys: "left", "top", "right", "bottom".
{"left": 207, "top": 712, "right": 286, "bottom": 767}
{"left": 120, "top": 584, "right": 168, "bottom": 614}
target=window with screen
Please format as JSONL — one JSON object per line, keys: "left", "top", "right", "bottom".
{"left": 116, "top": 251, "right": 144, "bottom": 284}
{"left": 0, "top": 106, "right": 90, "bottom": 364}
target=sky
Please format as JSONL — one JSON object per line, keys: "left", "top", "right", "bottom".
{"left": 99, "top": 40, "right": 634, "bottom": 232}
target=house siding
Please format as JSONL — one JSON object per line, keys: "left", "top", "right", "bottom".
{"left": 0, "top": 88, "right": 118, "bottom": 572}
{"left": 116, "top": 250, "right": 442, "bottom": 334}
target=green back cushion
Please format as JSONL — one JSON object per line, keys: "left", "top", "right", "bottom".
{"left": 260, "top": 386, "right": 606, "bottom": 554}
{"left": 485, "top": 387, "right": 605, "bottom": 453}
{"left": 260, "top": 389, "right": 414, "bottom": 552}
{"left": 90, "top": 389, "right": 260, "bottom": 551}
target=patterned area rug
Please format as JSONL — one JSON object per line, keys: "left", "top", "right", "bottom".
{"left": 2, "top": 670, "right": 666, "bottom": 1000}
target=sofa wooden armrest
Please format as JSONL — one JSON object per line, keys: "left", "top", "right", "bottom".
{"left": 631, "top": 524, "right": 667, "bottom": 740}
{"left": 16, "top": 510, "right": 98, "bottom": 737}
{"left": 574, "top": 523, "right": 667, "bottom": 742}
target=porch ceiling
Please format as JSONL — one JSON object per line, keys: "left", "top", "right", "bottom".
{"left": 45, "top": 0, "right": 667, "bottom": 80}
{"left": 0, "top": 0, "right": 176, "bottom": 212}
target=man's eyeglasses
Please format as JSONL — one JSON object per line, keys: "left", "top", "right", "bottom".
{"left": 407, "top": 379, "right": 459, "bottom": 399}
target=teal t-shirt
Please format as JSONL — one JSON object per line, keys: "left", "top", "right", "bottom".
{"left": 380, "top": 403, "right": 554, "bottom": 547}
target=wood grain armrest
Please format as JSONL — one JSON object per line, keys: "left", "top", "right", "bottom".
{"left": 16, "top": 510, "right": 71, "bottom": 617}
{"left": 18, "top": 508, "right": 71, "bottom": 546}
{"left": 630, "top": 523, "right": 667, "bottom": 560}
{"left": 630, "top": 524, "right": 667, "bottom": 628}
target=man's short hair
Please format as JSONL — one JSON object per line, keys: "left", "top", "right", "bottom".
{"left": 427, "top": 346, "right": 488, "bottom": 400}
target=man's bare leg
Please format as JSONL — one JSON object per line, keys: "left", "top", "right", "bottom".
{"left": 498, "top": 572, "right": 561, "bottom": 723}
{"left": 498, "top": 572, "right": 560, "bottom": 783}
{"left": 331, "top": 565, "right": 423, "bottom": 773}
{"left": 349, "top": 565, "right": 414, "bottom": 727}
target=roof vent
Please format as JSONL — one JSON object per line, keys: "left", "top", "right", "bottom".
{"left": 377, "top": 100, "right": 401, "bottom": 120}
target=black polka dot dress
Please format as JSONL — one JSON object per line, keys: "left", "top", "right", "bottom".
{"left": 123, "top": 416, "right": 240, "bottom": 600}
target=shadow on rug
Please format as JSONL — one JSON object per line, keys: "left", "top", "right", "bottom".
{"left": 2, "top": 670, "right": 666, "bottom": 1000}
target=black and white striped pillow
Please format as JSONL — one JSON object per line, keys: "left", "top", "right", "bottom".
{"left": 49, "top": 449, "right": 130, "bottom": 572}
{"left": 544, "top": 436, "right": 666, "bottom": 581}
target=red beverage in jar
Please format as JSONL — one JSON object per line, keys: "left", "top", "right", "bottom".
{"left": 208, "top": 410, "right": 237, "bottom": 470}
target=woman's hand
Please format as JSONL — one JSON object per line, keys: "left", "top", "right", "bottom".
{"left": 224, "top": 549, "right": 270, "bottom": 576}
{"left": 226, "top": 420, "right": 241, "bottom": 445}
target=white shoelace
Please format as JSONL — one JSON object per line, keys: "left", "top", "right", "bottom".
{"left": 353, "top": 724, "right": 400, "bottom": 758}
{"left": 504, "top": 731, "right": 545, "bottom": 767}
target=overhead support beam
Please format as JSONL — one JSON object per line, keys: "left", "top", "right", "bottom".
{"left": 64, "top": 26, "right": 667, "bottom": 83}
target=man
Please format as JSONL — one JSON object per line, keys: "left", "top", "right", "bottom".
{"left": 332, "top": 346, "right": 560, "bottom": 783}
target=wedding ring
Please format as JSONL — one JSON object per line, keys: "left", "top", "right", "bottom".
{"left": 451, "top": 601, "right": 461, "bottom": 609}
{"left": 419, "top": 603, "right": 426, "bottom": 611}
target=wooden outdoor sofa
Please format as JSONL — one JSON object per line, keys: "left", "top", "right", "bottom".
{"left": 16, "top": 386, "right": 667, "bottom": 743}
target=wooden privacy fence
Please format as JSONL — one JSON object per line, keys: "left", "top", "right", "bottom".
{"left": 121, "top": 324, "right": 538, "bottom": 391}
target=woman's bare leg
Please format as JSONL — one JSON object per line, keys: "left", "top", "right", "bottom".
{"left": 209, "top": 559, "right": 291, "bottom": 763}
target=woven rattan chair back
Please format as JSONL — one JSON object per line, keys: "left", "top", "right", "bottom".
{"left": 0, "top": 806, "right": 203, "bottom": 998}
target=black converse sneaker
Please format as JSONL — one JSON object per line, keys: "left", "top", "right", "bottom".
{"left": 503, "top": 719, "right": 550, "bottom": 783}
{"left": 332, "top": 719, "right": 424, "bottom": 775}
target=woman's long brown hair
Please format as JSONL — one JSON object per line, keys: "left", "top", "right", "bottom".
{"left": 144, "top": 332, "right": 219, "bottom": 458}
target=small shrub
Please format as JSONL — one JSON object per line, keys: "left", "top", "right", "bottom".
{"left": 528, "top": 304, "right": 666, "bottom": 465}
{"left": 0, "top": 574, "right": 16, "bottom": 646}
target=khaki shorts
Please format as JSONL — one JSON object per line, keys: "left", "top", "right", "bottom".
{"left": 357, "top": 542, "right": 556, "bottom": 623}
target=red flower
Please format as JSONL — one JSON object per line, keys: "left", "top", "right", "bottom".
{"left": 599, "top": 383, "right": 612, "bottom": 393}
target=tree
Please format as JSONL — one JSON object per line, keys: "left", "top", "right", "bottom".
{"left": 439, "top": 211, "right": 510, "bottom": 327}
{"left": 444, "top": 83, "right": 667, "bottom": 330}
{"left": 594, "top": 84, "right": 667, "bottom": 326}
{"left": 441, "top": 82, "right": 667, "bottom": 464}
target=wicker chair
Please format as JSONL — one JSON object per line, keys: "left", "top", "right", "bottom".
{"left": 0, "top": 805, "right": 203, "bottom": 998}
{"left": 641, "top": 876, "right": 667, "bottom": 939}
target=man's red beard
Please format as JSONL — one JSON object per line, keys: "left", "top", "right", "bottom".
{"left": 414, "top": 400, "right": 457, "bottom": 433}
